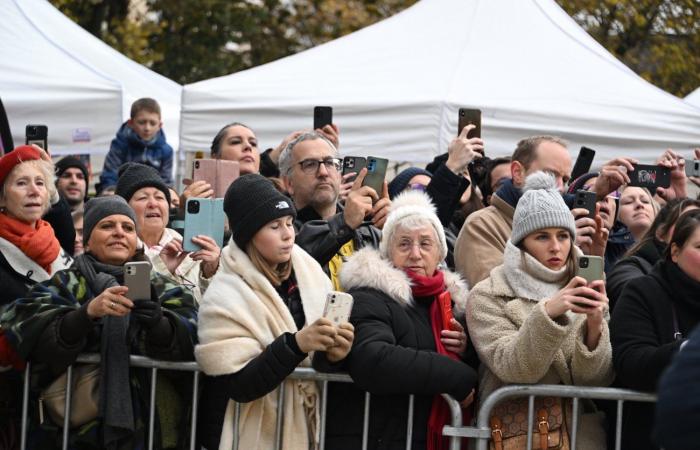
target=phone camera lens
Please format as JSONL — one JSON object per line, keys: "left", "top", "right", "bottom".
{"left": 579, "top": 258, "right": 589, "bottom": 268}
{"left": 195, "top": 161, "right": 199, "bottom": 169}
{"left": 187, "top": 200, "right": 200, "bottom": 214}
{"left": 331, "top": 298, "right": 335, "bottom": 304}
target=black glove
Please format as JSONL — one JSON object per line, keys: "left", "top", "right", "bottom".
{"left": 131, "top": 299, "right": 163, "bottom": 329}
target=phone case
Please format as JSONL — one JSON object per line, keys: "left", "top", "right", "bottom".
{"left": 576, "top": 256, "right": 604, "bottom": 284}
{"left": 342, "top": 156, "right": 366, "bottom": 177}
{"left": 193, "top": 159, "right": 240, "bottom": 198}
{"left": 25, "top": 124, "right": 48, "bottom": 150}
{"left": 571, "top": 147, "right": 596, "bottom": 182}
{"left": 458, "top": 108, "right": 481, "bottom": 139}
{"left": 124, "top": 261, "right": 152, "bottom": 301}
{"left": 574, "top": 190, "right": 597, "bottom": 219}
{"left": 628, "top": 164, "right": 671, "bottom": 189}
{"left": 438, "top": 291, "right": 458, "bottom": 331}
{"left": 323, "top": 292, "right": 354, "bottom": 325}
{"left": 362, "top": 156, "right": 388, "bottom": 194}
{"left": 685, "top": 160, "right": 700, "bottom": 177}
{"left": 183, "top": 198, "right": 225, "bottom": 252}
{"left": 314, "top": 106, "right": 333, "bottom": 130}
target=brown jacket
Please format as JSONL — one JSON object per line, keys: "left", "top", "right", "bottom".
{"left": 454, "top": 194, "right": 514, "bottom": 287}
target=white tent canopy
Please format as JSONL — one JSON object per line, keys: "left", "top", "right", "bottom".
{"left": 687, "top": 88, "right": 700, "bottom": 109}
{"left": 1, "top": 0, "right": 181, "bottom": 157}
{"left": 181, "top": 0, "right": 700, "bottom": 166}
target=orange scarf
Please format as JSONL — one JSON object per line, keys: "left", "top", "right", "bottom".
{"left": 0, "top": 213, "right": 60, "bottom": 275}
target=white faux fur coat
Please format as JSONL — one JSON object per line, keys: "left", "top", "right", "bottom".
{"left": 195, "top": 241, "right": 332, "bottom": 450}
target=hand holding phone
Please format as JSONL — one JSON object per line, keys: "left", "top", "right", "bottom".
{"left": 323, "top": 292, "right": 354, "bottom": 325}
{"left": 458, "top": 108, "right": 481, "bottom": 139}
{"left": 628, "top": 164, "right": 671, "bottom": 189}
{"left": 362, "top": 156, "right": 388, "bottom": 194}
{"left": 25, "top": 124, "right": 48, "bottom": 152}
{"left": 574, "top": 190, "right": 596, "bottom": 219}
{"left": 124, "top": 261, "right": 152, "bottom": 301}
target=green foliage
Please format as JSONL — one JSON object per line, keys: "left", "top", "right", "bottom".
{"left": 556, "top": 0, "right": 700, "bottom": 97}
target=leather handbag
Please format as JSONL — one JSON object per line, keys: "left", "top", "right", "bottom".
{"left": 489, "top": 396, "right": 570, "bottom": 450}
{"left": 39, "top": 364, "right": 100, "bottom": 428}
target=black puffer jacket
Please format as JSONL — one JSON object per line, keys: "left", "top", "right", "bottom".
{"left": 324, "top": 248, "right": 477, "bottom": 450}
{"left": 611, "top": 260, "right": 700, "bottom": 450}
{"left": 606, "top": 238, "right": 664, "bottom": 310}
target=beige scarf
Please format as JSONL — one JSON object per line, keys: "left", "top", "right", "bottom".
{"left": 195, "top": 241, "right": 331, "bottom": 450}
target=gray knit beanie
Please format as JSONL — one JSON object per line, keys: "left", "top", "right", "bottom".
{"left": 83, "top": 196, "right": 137, "bottom": 245}
{"left": 511, "top": 171, "right": 576, "bottom": 245}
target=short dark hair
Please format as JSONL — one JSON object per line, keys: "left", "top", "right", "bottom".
{"left": 210, "top": 122, "right": 253, "bottom": 157}
{"left": 511, "top": 135, "right": 567, "bottom": 169}
{"left": 479, "top": 156, "right": 512, "bottom": 200}
{"left": 130, "top": 98, "right": 161, "bottom": 118}
{"left": 666, "top": 209, "right": 700, "bottom": 261}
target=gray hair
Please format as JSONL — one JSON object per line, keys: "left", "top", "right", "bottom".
{"left": 278, "top": 131, "right": 338, "bottom": 176}
{"left": 0, "top": 159, "right": 56, "bottom": 216}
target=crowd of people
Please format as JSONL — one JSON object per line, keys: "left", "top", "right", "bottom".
{"left": 0, "top": 96, "right": 699, "bottom": 450}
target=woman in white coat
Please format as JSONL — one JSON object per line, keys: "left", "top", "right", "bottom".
{"left": 195, "top": 174, "right": 354, "bottom": 450}
{"left": 467, "top": 172, "right": 613, "bottom": 450}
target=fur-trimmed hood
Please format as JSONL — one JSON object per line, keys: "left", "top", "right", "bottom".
{"left": 339, "top": 247, "right": 469, "bottom": 319}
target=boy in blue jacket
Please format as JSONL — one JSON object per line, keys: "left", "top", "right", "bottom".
{"left": 98, "top": 97, "right": 173, "bottom": 192}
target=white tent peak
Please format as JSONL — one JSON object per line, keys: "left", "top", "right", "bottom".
{"left": 181, "top": 0, "right": 700, "bottom": 164}
{"left": 687, "top": 87, "right": 700, "bottom": 109}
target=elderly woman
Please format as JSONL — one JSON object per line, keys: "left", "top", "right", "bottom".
{"left": 611, "top": 209, "right": 700, "bottom": 450}
{"left": 467, "top": 172, "right": 613, "bottom": 450}
{"left": 196, "top": 174, "right": 353, "bottom": 450}
{"left": 328, "top": 190, "right": 477, "bottom": 450}
{"left": 0, "top": 196, "right": 198, "bottom": 449}
{"left": 116, "top": 163, "right": 220, "bottom": 302}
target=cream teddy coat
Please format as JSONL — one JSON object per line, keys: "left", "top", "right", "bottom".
{"left": 196, "top": 241, "right": 332, "bottom": 450}
{"left": 466, "top": 243, "right": 614, "bottom": 449}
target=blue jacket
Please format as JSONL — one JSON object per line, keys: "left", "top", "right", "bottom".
{"left": 99, "top": 121, "right": 173, "bottom": 191}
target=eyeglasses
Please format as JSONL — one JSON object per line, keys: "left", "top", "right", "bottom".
{"left": 408, "top": 183, "right": 427, "bottom": 192}
{"left": 395, "top": 239, "right": 436, "bottom": 254}
{"left": 296, "top": 158, "right": 342, "bottom": 174}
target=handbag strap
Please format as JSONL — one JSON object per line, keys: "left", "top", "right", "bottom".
{"left": 671, "top": 303, "right": 683, "bottom": 341}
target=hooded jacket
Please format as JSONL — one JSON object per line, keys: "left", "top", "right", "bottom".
{"left": 324, "top": 247, "right": 477, "bottom": 450}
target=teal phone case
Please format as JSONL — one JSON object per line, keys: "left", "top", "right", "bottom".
{"left": 362, "top": 156, "right": 388, "bottom": 194}
{"left": 183, "top": 198, "right": 225, "bottom": 252}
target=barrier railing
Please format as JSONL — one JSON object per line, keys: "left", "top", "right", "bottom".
{"left": 438, "top": 384, "right": 658, "bottom": 450}
{"left": 19, "top": 354, "right": 463, "bottom": 450}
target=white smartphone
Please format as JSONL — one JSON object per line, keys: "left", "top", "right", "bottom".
{"left": 124, "top": 261, "right": 152, "bottom": 301}
{"left": 323, "top": 291, "right": 354, "bottom": 325}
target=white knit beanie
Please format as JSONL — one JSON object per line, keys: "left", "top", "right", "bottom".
{"left": 511, "top": 171, "right": 576, "bottom": 245}
{"left": 379, "top": 190, "right": 447, "bottom": 260}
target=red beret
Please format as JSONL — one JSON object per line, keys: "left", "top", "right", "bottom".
{"left": 0, "top": 146, "right": 43, "bottom": 187}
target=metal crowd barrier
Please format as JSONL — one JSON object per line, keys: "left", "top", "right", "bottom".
{"left": 439, "top": 384, "right": 658, "bottom": 450}
{"left": 19, "top": 354, "right": 463, "bottom": 450}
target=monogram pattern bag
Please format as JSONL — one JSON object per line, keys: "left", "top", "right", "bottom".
{"left": 489, "top": 396, "right": 570, "bottom": 450}
{"left": 39, "top": 364, "right": 100, "bottom": 428}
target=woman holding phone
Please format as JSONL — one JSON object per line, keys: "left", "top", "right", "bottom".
{"left": 0, "top": 196, "right": 198, "bottom": 449}
{"left": 611, "top": 209, "right": 700, "bottom": 450}
{"left": 467, "top": 172, "right": 613, "bottom": 449}
{"left": 195, "top": 174, "right": 354, "bottom": 450}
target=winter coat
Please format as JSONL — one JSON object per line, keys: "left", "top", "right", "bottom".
{"left": 606, "top": 238, "right": 664, "bottom": 310}
{"left": 454, "top": 193, "right": 514, "bottom": 287}
{"left": 99, "top": 121, "right": 173, "bottom": 191}
{"left": 604, "top": 222, "right": 635, "bottom": 274}
{"left": 467, "top": 244, "right": 613, "bottom": 450}
{"left": 326, "top": 247, "right": 477, "bottom": 450}
{"left": 0, "top": 265, "right": 198, "bottom": 450}
{"left": 611, "top": 261, "right": 700, "bottom": 450}
{"left": 195, "top": 241, "right": 332, "bottom": 450}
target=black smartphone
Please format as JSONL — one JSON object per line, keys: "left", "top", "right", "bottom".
{"left": 342, "top": 156, "right": 366, "bottom": 180}
{"left": 628, "top": 164, "right": 671, "bottom": 189}
{"left": 574, "top": 190, "right": 597, "bottom": 219}
{"left": 362, "top": 156, "right": 388, "bottom": 194}
{"left": 25, "top": 124, "right": 48, "bottom": 152}
{"left": 458, "top": 108, "right": 481, "bottom": 140}
{"left": 570, "top": 146, "right": 596, "bottom": 183}
{"left": 314, "top": 106, "right": 333, "bottom": 130}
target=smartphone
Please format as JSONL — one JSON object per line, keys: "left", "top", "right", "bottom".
{"left": 362, "top": 156, "right": 388, "bottom": 194}
{"left": 314, "top": 106, "right": 333, "bottom": 130}
{"left": 25, "top": 124, "right": 48, "bottom": 151}
{"left": 323, "top": 291, "right": 354, "bottom": 325}
{"left": 576, "top": 256, "right": 604, "bottom": 285}
{"left": 193, "top": 159, "right": 240, "bottom": 198}
{"left": 574, "top": 190, "right": 597, "bottom": 219}
{"left": 628, "top": 164, "right": 671, "bottom": 189}
{"left": 437, "top": 291, "right": 459, "bottom": 331}
{"left": 342, "top": 156, "right": 366, "bottom": 180}
{"left": 685, "top": 160, "right": 700, "bottom": 177}
{"left": 570, "top": 147, "right": 596, "bottom": 183}
{"left": 124, "top": 261, "right": 152, "bottom": 301}
{"left": 458, "top": 108, "right": 481, "bottom": 140}
{"left": 183, "top": 198, "right": 225, "bottom": 252}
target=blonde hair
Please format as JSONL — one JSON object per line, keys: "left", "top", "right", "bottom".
{"left": 0, "top": 159, "right": 55, "bottom": 216}
{"left": 246, "top": 242, "right": 292, "bottom": 286}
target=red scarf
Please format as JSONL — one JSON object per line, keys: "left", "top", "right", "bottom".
{"left": 405, "top": 269, "right": 471, "bottom": 450}
{"left": 0, "top": 213, "right": 60, "bottom": 275}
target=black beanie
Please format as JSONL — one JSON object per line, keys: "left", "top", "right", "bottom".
{"left": 388, "top": 167, "right": 432, "bottom": 199}
{"left": 115, "top": 163, "right": 171, "bottom": 204}
{"left": 55, "top": 156, "right": 89, "bottom": 182}
{"left": 83, "top": 196, "right": 137, "bottom": 245}
{"left": 224, "top": 173, "right": 296, "bottom": 250}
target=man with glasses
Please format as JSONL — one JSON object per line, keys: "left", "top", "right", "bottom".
{"left": 279, "top": 132, "right": 388, "bottom": 289}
